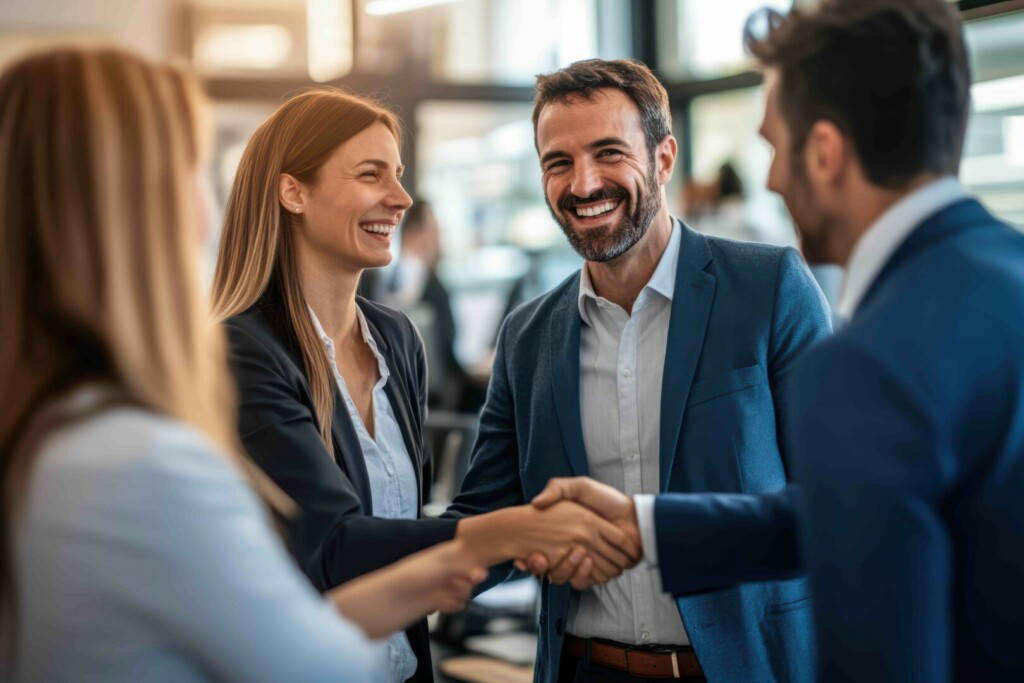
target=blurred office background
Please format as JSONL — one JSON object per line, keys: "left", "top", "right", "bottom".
{"left": 3, "top": 0, "right": 1021, "bottom": 679}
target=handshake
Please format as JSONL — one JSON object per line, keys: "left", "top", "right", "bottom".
{"left": 334, "top": 478, "right": 642, "bottom": 639}
{"left": 457, "top": 477, "right": 644, "bottom": 591}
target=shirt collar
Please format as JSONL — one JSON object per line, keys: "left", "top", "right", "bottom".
{"left": 836, "top": 177, "right": 969, "bottom": 320}
{"left": 577, "top": 218, "right": 681, "bottom": 325}
{"left": 308, "top": 304, "right": 390, "bottom": 382}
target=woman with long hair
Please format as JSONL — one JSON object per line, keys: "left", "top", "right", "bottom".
{"left": 0, "top": 46, "right": 484, "bottom": 682}
{"left": 212, "top": 89, "right": 639, "bottom": 682}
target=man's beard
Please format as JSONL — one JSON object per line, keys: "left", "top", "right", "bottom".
{"left": 549, "top": 161, "right": 661, "bottom": 263}
{"left": 786, "top": 160, "right": 832, "bottom": 265}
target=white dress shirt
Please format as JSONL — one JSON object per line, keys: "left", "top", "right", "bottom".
{"left": 633, "top": 178, "right": 972, "bottom": 568}
{"left": 837, "top": 176, "right": 969, "bottom": 319}
{"left": 15, "top": 385, "right": 384, "bottom": 682}
{"left": 571, "top": 220, "right": 690, "bottom": 647}
{"left": 310, "top": 307, "right": 419, "bottom": 683}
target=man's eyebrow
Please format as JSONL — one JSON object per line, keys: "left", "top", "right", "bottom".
{"left": 588, "top": 137, "right": 629, "bottom": 150}
{"left": 540, "top": 149, "right": 569, "bottom": 166}
{"left": 540, "top": 137, "right": 632, "bottom": 166}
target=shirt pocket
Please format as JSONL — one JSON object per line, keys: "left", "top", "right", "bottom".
{"left": 686, "top": 364, "right": 763, "bottom": 407}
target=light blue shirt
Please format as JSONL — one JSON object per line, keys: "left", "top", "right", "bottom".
{"left": 15, "top": 386, "right": 385, "bottom": 682}
{"left": 571, "top": 219, "right": 689, "bottom": 647}
{"left": 310, "top": 306, "right": 420, "bottom": 683}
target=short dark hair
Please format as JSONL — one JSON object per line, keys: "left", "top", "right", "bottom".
{"left": 745, "top": 0, "right": 971, "bottom": 189}
{"left": 532, "top": 59, "right": 672, "bottom": 158}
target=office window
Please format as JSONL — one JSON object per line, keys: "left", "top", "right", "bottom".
{"left": 416, "top": 101, "right": 580, "bottom": 364}
{"left": 425, "top": 0, "right": 631, "bottom": 84}
{"left": 963, "top": 9, "right": 1024, "bottom": 228}
{"left": 685, "top": 86, "right": 795, "bottom": 247}
{"left": 657, "top": 0, "right": 792, "bottom": 81}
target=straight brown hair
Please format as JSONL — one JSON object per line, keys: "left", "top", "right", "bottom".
{"left": 212, "top": 88, "right": 400, "bottom": 451}
{"left": 0, "top": 46, "right": 289, "bottom": 647}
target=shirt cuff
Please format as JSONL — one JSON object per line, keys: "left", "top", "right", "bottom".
{"left": 633, "top": 494, "right": 658, "bottom": 566}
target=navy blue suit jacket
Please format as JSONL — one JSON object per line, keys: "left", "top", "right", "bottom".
{"left": 654, "top": 199, "right": 1024, "bottom": 681}
{"left": 446, "top": 220, "right": 831, "bottom": 683}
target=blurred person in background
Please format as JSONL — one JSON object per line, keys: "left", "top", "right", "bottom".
{"left": 388, "top": 198, "right": 488, "bottom": 413}
{"left": 445, "top": 58, "right": 831, "bottom": 683}
{"left": 682, "top": 161, "right": 773, "bottom": 243}
{"left": 211, "top": 88, "right": 641, "bottom": 683}
{"left": 0, "top": 46, "right": 486, "bottom": 683}
{"left": 684, "top": 161, "right": 843, "bottom": 308}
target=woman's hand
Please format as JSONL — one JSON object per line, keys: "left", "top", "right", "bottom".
{"left": 516, "top": 477, "right": 642, "bottom": 590}
{"left": 328, "top": 539, "right": 486, "bottom": 639}
{"left": 456, "top": 501, "right": 641, "bottom": 584}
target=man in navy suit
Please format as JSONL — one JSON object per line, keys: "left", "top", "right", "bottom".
{"left": 446, "top": 58, "right": 831, "bottom": 682}
{"left": 530, "top": 1, "right": 1024, "bottom": 681}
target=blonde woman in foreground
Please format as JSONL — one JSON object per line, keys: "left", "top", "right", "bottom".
{"left": 0, "top": 46, "right": 483, "bottom": 683}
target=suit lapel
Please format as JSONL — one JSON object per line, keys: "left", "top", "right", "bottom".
{"left": 858, "top": 198, "right": 989, "bottom": 316}
{"left": 659, "top": 223, "right": 715, "bottom": 491}
{"left": 549, "top": 274, "right": 589, "bottom": 477}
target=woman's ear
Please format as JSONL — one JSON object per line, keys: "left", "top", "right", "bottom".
{"left": 278, "top": 173, "right": 306, "bottom": 215}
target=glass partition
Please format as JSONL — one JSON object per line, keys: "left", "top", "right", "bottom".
{"left": 657, "top": 0, "right": 792, "bottom": 81}
{"left": 415, "top": 100, "right": 580, "bottom": 364}
{"left": 963, "top": 9, "right": 1024, "bottom": 228}
{"left": 425, "top": 0, "right": 631, "bottom": 84}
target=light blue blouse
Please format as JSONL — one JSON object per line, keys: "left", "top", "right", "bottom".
{"left": 310, "top": 307, "right": 420, "bottom": 683}
{"left": 14, "top": 388, "right": 385, "bottom": 682}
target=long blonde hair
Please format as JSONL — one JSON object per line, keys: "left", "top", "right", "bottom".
{"left": 0, "top": 46, "right": 288, "bottom": 637}
{"left": 212, "top": 88, "right": 401, "bottom": 451}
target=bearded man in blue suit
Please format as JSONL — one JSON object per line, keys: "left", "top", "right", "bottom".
{"left": 446, "top": 58, "right": 831, "bottom": 682}
{"left": 529, "top": 1, "right": 1024, "bottom": 681}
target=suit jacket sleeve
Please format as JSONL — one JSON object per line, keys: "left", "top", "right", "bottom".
{"left": 225, "top": 320, "right": 456, "bottom": 592}
{"left": 653, "top": 487, "right": 803, "bottom": 596}
{"left": 768, "top": 248, "right": 833, "bottom": 472}
{"left": 787, "top": 341, "right": 955, "bottom": 682}
{"left": 653, "top": 248, "right": 826, "bottom": 597}
{"left": 441, "top": 318, "right": 525, "bottom": 590}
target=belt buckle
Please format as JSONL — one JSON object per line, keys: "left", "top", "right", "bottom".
{"left": 625, "top": 646, "right": 681, "bottom": 679}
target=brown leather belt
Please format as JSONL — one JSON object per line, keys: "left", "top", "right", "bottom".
{"left": 564, "top": 634, "right": 704, "bottom": 680}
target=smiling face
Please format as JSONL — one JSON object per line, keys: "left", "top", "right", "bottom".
{"left": 282, "top": 121, "right": 412, "bottom": 273}
{"left": 536, "top": 88, "right": 665, "bottom": 263}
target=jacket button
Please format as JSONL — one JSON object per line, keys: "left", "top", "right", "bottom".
{"left": 556, "top": 618, "right": 564, "bottom": 635}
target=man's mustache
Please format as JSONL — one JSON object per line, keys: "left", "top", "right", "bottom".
{"left": 557, "top": 187, "right": 629, "bottom": 212}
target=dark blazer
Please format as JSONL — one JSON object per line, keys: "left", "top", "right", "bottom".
{"left": 225, "top": 290, "right": 457, "bottom": 683}
{"left": 653, "top": 199, "right": 1024, "bottom": 681}
{"left": 444, "top": 220, "right": 832, "bottom": 683}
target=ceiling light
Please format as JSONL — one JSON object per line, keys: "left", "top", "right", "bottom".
{"left": 193, "top": 24, "right": 292, "bottom": 71}
{"left": 308, "top": 0, "right": 353, "bottom": 81}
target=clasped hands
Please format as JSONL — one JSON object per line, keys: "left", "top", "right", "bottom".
{"left": 513, "top": 477, "right": 643, "bottom": 591}
{"left": 332, "top": 478, "right": 642, "bottom": 639}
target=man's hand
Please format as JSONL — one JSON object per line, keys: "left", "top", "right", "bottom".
{"left": 456, "top": 499, "right": 641, "bottom": 584}
{"left": 515, "top": 477, "right": 640, "bottom": 590}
